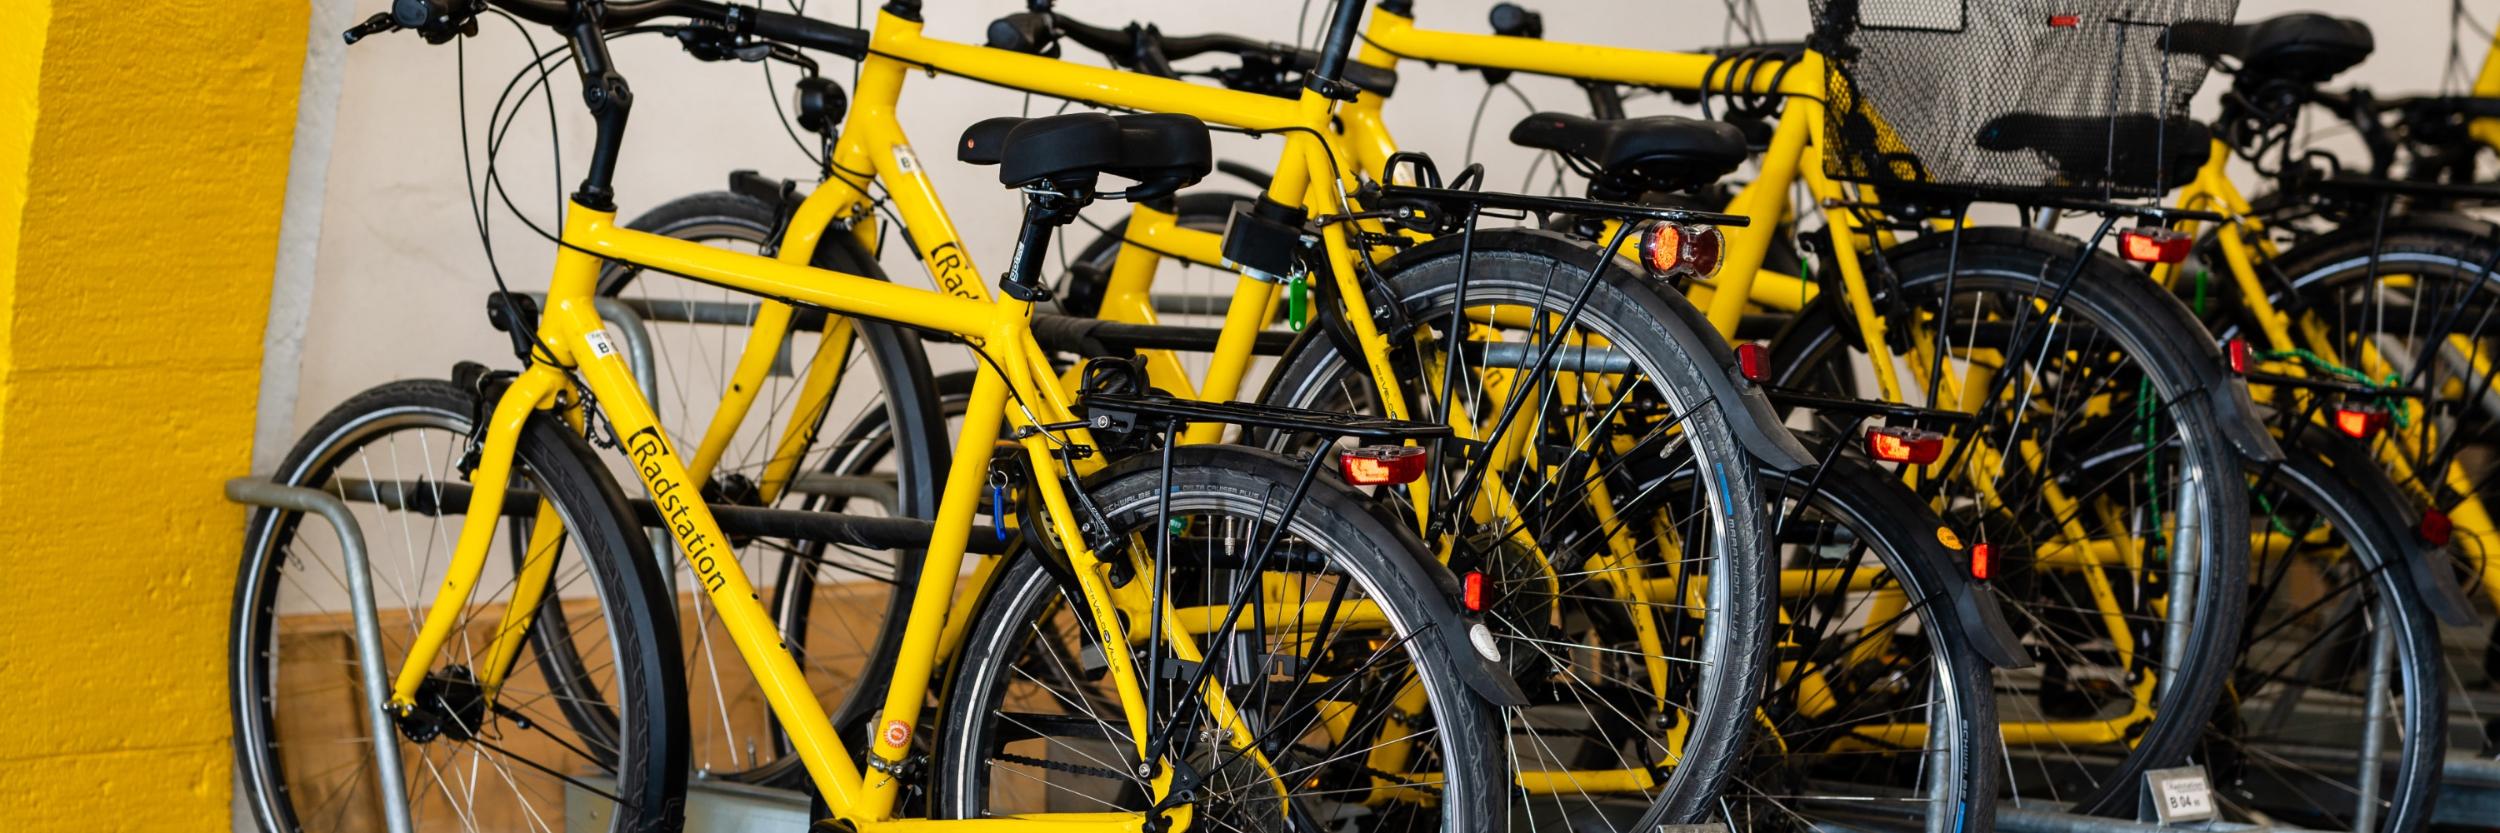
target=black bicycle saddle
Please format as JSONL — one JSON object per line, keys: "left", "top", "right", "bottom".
{"left": 1509, "top": 112, "right": 1748, "bottom": 194}
{"left": 1972, "top": 112, "right": 2213, "bottom": 192}
{"left": 959, "top": 112, "right": 1213, "bottom": 198}
{"left": 2169, "top": 13, "right": 2373, "bottom": 86}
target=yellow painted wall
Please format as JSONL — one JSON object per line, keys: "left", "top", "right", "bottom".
{"left": 0, "top": 0, "right": 307, "bottom": 828}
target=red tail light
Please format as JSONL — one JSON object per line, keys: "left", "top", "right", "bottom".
{"left": 2118, "top": 227, "right": 2192, "bottom": 264}
{"left": 1867, "top": 426, "right": 1945, "bottom": 465}
{"left": 2049, "top": 14, "right": 2081, "bottom": 28}
{"left": 1462, "top": 570, "right": 1487, "bottom": 612}
{"left": 1735, "top": 342, "right": 1770, "bottom": 383}
{"left": 2226, "top": 337, "right": 2251, "bottom": 375}
{"left": 1340, "top": 445, "right": 1429, "bottom": 486}
{"left": 1640, "top": 222, "right": 1725, "bottom": 280}
{"left": 1971, "top": 542, "right": 1994, "bottom": 581}
{"left": 2332, "top": 404, "right": 2389, "bottom": 439}
{"left": 2420, "top": 508, "right": 2453, "bottom": 547}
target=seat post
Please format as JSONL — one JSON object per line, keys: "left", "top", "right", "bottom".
{"left": 1001, "top": 184, "right": 1091, "bottom": 302}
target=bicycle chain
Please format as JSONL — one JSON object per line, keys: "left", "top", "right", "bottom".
{"left": 989, "top": 750, "right": 1134, "bottom": 783}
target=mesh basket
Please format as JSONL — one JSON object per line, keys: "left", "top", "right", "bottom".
{"left": 1811, "top": 0, "right": 2239, "bottom": 198}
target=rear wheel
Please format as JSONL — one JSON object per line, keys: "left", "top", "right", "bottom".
{"left": 1729, "top": 459, "right": 2001, "bottom": 833}
{"left": 1259, "top": 230, "right": 1774, "bottom": 826}
{"left": 932, "top": 446, "right": 1506, "bottom": 833}
{"left": 2215, "top": 434, "right": 2446, "bottom": 833}
{"left": 1768, "top": 228, "right": 2250, "bottom": 817}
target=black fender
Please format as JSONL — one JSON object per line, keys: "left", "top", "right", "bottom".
{"left": 1879, "top": 227, "right": 2285, "bottom": 466}
{"left": 1361, "top": 228, "right": 1817, "bottom": 472}
{"left": 1774, "top": 458, "right": 2031, "bottom": 669}
{"left": 2277, "top": 209, "right": 2499, "bottom": 261}
{"left": 1087, "top": 445, "right": 1531, "bottom": 707}
{"left": 2278, "top": 424, "right": 2479, "bottom": 627}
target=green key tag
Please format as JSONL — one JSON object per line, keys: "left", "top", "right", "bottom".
{"left": 1287, "top": 273, "right": 1310, "bottom": 332}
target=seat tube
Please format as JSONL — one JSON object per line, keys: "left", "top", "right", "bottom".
{"left": 862, "top": 330, "right": 1015, "bottom": 814}
{"left": 1708, "top": 96, "right": 1814, "bottom": 339}
{"left": 2473, "top": 31, "right": 2500, "bottom": 151}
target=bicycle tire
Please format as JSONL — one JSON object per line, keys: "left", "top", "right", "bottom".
{"left": 931, "top": 445, "right": 1506, "bottom": 832}
{"left": 2220, "top": 431, "right": 2447, "bottom": 833}
{"left": 1258, "top": 228, "right": 1774, "bottom": 826}
{"left": 1767, "top": 227, "right": 2251, "bottom": 817}
{"left": 232, "top": 378, "right": 686, "bottom": 832}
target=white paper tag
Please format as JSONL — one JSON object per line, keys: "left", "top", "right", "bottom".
{"left": 892, "top": 144, "right": 921, "bottom": 175}
{"left": 2146, "top": 765, "right": 2216, "bottom": 823}
{"left": 584, "top": 330, "right": 617, "bottom": 359}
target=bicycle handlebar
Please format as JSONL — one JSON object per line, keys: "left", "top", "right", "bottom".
{"left": 1002, "top": 10, "right": 1395, "bottom": 97}
{"left": 372, "top": 0, "right": 867, "bottom": 59}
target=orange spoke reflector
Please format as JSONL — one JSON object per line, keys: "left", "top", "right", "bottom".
{"left": 1641, "top": 222, "right": 1725, "bottom": 280}
{"left": 1970, "top": 542, "right": 1994, "bottom": 581}
{"left": 1736, "top": 342, "right": 1770, "bottom": 382}
{"left": 1462, "top": 571, "right": 1487, "bottom": 613}
{"left": 1867, "top": 426, "right": 1945, "bottom": 465}
{"left": 2332, "top": 404, "right": 2389, "bottom": 439}
{"left": 2119, "top": 227, "right": 2192, "bottom": 264}
{"left": 2226, "top": 337, "right": 2251, "bottom": 374}
{"left": 2420, "top": 508, "right": 2453, "bottom": 546}
{"left": 1340, "top": 445, "right": 1429, "bottom": 486}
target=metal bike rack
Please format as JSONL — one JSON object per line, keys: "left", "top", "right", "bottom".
{"left": 225, "top": 477, "right": 415, "bottom": 833}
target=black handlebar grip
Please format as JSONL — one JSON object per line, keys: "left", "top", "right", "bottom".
{"left": 1053, "top": 15, "right": 1137, "bottom": 60}
{"left": 751, "top": 8, "right": 869, "bottom": 59}
{"left": 1489, "top": 3, "right": 1543, "bottom": 39}
{"left": 985, "top": 12, "right": 1059, "bottom": 55}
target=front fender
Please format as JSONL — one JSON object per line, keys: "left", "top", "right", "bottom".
{"left": 2280, "top": 425, "right": 2478, "bottom": 627}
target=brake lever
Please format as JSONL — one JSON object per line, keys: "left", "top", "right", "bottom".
{"left": 343, "top": 12, "right": 401, "bottom": 44}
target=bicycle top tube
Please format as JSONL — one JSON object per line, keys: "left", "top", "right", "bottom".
{"left": 1359, "top": 5, "right": 1823, "bottom": 99}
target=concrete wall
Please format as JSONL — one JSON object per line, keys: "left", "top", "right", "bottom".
{"left": 0, "top": 1, "right": 306, "bottom": 829}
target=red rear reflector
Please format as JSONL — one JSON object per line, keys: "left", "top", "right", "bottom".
{"left": 1736, "top": 342, "right": 1770, "bottom": 383}
{"left": 2119, "top": 227, "right": 2192, "bottom": 264}
{"left": 2226, "top": 337, "right": 2251, "bottom": 375}
{"left": 1640, "top": 222, "right": 1725, "bottom": 280}
{"left": 2049, "top": 14, "right": 2081, "bottom": 27}
{"left": 2332, "top": 404, "right": 2389, "bottom": 439}
{"left": 1462, "top": 571, "right": 1487, "bottom": 612}
{"left": 1971, "top": 542, "right": 1994, "bottom": 581}
{"left": 2420, "top": 508, "right": 2454, "bottom": 546}
{"left": 1867, "top": 426, "right": 1945, "bottom": 465}
{"left": 1340, "top": 445, "right": 1429, "bottom": 486}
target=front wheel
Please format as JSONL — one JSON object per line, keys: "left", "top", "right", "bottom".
{"left": 932, "top": 446, "right": 1505, "bottom": 833}
{"left": 231, "top": 379, "right": 685, "bottom": 832}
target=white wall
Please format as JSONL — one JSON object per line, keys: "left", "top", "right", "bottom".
{"left": 260, "top": 0, "right": 2500, "bottom": 456}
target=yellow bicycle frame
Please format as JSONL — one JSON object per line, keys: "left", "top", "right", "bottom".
{"left": 1345, "top": 7, "right": 2164, "bottom": 748}
{"left": 372, "top": 12, "right": 1462, "bottom": 824}
{"left": 642, "top": 9, "right": 1734, "bottom": 796}
{"left": 2474, "top": 26, "right": 2500, "bottom": 154}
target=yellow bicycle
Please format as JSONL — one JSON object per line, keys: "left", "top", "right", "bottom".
{"left": 229, "top": 1, "right": 1546, "bottom": 830}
